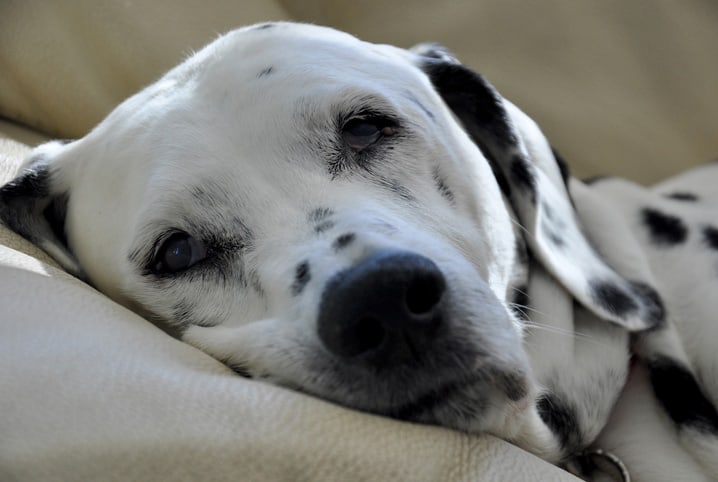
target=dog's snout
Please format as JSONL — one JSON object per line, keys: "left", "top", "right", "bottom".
{"left": 318, "top": 251, "right": 446, "bottom": 363}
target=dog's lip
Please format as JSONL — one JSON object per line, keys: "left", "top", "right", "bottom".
{"left": 390, "top": 379, "right": 468, "bottom": 421}
{"left": 386, "top": 368, "right": 531, "bottom": 424}
{"left": 387, "top": 373, "right": 491, "bottom": 422}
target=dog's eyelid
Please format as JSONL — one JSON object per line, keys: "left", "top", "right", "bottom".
{"left": 341, "top": 109, "right": 400, "bottom": 128}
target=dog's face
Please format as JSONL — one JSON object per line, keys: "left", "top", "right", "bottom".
{"left": 0, "top": 22, "right": 662, "bottom": 446}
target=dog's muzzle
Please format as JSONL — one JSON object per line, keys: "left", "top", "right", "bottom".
{"left": 317, "top": 250, "right": 446, "bottom": 366}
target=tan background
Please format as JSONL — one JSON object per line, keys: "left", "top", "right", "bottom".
{"left": 1, "top": 0, "right": 716, "bottom": 183}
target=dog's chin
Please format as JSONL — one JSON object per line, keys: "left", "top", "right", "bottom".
{"left": 293, "top": 338, "right": 532, "bottom": 436}
{"left": 389, "top": 375, "right": 533, "bottom": 435}
{"left": 303, "top": 370, "right": 533, "bottom": 439}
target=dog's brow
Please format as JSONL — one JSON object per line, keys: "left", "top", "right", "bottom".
{"left": 402, "top": 91, "right": 435, "bottom": 121}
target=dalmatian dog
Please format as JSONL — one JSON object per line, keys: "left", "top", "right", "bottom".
{"left": 1, "top": 22, "right": 717, "bottom": 481}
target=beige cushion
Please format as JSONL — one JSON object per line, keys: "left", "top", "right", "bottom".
{"left": 0, "top": 140, "right": 579, "bottom": 481}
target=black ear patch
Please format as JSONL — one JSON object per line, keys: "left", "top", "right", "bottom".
{"left": 0, "top": 162, "right": 81, "bottom": 276}
{"left": 421, "top": 61, "right": 516, "bottom": 149}
{"left": 419, "top": 56, "right": 663, "bottom": 331}
{"left": 420, "top": 60, "right": 521, "bottom": 201}
{"left": 0, "top": 165, "right": 55, "bottom": 244}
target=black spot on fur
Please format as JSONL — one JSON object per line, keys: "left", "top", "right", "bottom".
{"left": 291, "top": 261, "right": 311, "bottom": 296}
{"left": 309, "top": 207, "right": 334, "bottom": 223}
{"left": 314, "top": 220, "right": 336, "bottom": 234}
{"left": 544, "top": 227, "right": 565, "bottom": 248}
{"left": 541, "top": 202, "right": 565, "bottom": 247}
{"left": 309, "top": 208, "right": 336, "bottom": 233}
{"left": 641, "top": 208, "right": 688, "bottom": 246}
{"left": 703, "top": 225, "right": 718, "bottom": 251}
{"left": 432, "top": 168, "right": 454, "bottom": 203}
{"left": 629, "top": 281, "right": 666, "bottom": 327}
{"left": 253, "top": 23, "right": 276, "bottom": 30}
{"left": 665, "top": 191, "right": 699, "bottom": 202}
{"left": 589, "top": 280, "right": 639, "bottom": 318}
{"left": 510, "top": 155, "right": 537, "bottom": 203}
{"left": 333, "top": 233, "right": 356, "bottom": 251}
{"left": 536, "top": 392, "right": 580, "bottom": 453}
{"left": 648, "top": 356, "right": 718, "bottom": 433}
{"left": 258, "top": 66, "right": 274, "bottom": 78}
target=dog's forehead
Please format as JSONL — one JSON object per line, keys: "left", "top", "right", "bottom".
{"left": 183, "top": 23, "right": 427, "bottom": 102}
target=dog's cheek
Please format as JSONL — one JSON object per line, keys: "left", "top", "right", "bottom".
{"left": 181, "top": 319, "right": 311, "bottom": 379}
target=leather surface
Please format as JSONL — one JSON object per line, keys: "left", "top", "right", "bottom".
{"left": 0, "top": 142, "right": 579, "bottom": 481}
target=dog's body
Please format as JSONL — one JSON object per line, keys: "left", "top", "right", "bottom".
{"left": 1, "top": 23, "right": 716, "bottom": 480}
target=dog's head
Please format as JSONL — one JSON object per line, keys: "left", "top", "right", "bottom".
{"left": 0, "top": 23, "right": 662, "bottom": 445}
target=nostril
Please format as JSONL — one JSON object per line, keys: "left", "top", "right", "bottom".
{"left": 405, "top": 274, "right": 445, "bottom": 315}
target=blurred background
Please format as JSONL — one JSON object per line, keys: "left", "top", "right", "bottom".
{"left": 1, "top": 0, "right": 716, "bottom": 183}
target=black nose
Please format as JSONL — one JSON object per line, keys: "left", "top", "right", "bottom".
{"left": 317, "top": 251, "right": 446, "bottom": 364}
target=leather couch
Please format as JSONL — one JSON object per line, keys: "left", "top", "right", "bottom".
{"left": 1, "top": 2, "right": 715, "bottom": 480}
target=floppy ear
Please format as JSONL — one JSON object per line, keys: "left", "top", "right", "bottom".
{"left": 415, "top": 49, "right": 663, "bottom": 331}
{"left": 0, "top": 141, "right": 83, "bottom": 277}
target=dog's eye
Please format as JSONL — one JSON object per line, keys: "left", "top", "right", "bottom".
{"left": 153, "top": 232, "right": 207, "bottom": 274}
{"left": 342, "top": 116, "right": 396, "bottom": 152}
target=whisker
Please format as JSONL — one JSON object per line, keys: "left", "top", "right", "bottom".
{"left": 510, "top": 218, "right": 531, "bottom": 236}
{"left": 520, "top": 320, "right": 616, "bottom": 349}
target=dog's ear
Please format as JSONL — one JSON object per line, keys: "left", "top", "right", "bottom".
{"left": 0, "top": 141, "right": 83, "bottom": 277}
{"left": 415, "top": 49, "right": 663, "bottom": 331}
